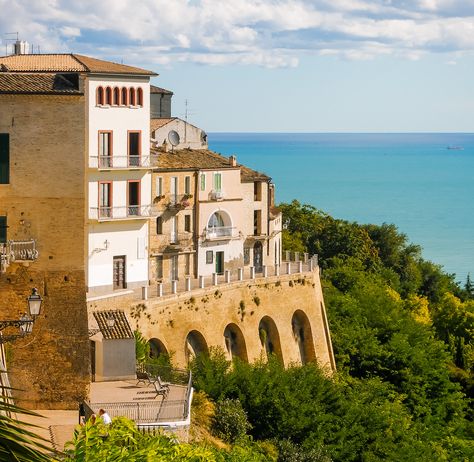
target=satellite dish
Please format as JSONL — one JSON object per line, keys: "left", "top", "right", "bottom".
{"left": 168, "top": 130, "right": 180, "bottom": 147}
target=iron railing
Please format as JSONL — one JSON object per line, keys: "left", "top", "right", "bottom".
{"left": 89, "top": 155, "right": 151, "bottom": 169}
{"left": 89, "top": 205, "right": 152, "bottom": 220}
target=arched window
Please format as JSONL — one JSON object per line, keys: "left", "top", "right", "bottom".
{"left": 105, "top": 87, "right": 112, "bottom": 105}
{"left": 96, "top": 86, "right": 104, "bottom": 105}
{"left": 208, "top": 212, "right": 225, "bottom": 228}
{"left": 113, "top": 87, "right": 120, "bottom": 105}
{"left": 129, "top": 87, "right": 136, "bottom": 106}
{"left": 137, "top": 87, "right": 143, "bottom": 106}
{"left": 121, "top": 87, "right": 128, "bottom": 106}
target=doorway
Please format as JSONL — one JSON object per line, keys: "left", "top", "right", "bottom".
{"left": 215, "top": 251, "right": 224, "bottom": 275}
{"left": 253, "top": 241, "right": 263, "bottom": 272}
{"left": 113, "top": 255, "right": 126, "bottom": 290}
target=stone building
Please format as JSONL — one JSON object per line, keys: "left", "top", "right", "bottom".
{"left": 0, "top": 52, "right": 156, "bottom": 406}
{"left": 150, "top": 149, "right": 282, "bottom": 282}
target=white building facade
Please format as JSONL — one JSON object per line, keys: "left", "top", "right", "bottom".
{"left": 85, "top": 70, "right": 155, "bottom": 294}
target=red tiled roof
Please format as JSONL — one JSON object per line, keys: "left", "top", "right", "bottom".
{"left": 0, "top": 73, "right": 82, "bottom": 94}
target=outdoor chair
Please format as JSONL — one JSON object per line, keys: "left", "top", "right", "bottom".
{"left": 156, "top": 376, "right": 171, "bottom": 392}
{"left": 136, "top": 370, "right": 156, "bottom": 387}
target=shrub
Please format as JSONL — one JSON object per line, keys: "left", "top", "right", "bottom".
{"left": 212, "top": 398, "right": 252, "bottom": 444}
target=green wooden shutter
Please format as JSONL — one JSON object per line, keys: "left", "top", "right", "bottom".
{"left": 0, "top": 134, "right": 9, "bottom": 184}
{"left": 0, "top": 216, "right": 6, "bottom": 243}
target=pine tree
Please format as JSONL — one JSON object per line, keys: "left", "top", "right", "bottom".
{"left": 464, "top": 273, "right": 473, "bottom": 299}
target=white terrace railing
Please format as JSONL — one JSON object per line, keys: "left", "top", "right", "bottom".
{"left": 205, "top": 226, "right": 237, "bottom": 240}
{"left": 138, "top": 253, "right": 319, "bottom": 301}
{"left": 89, "top": 155, "right": 151, "bottom": 169}
{"left": 89, "top": 205, "right": 153, "bottom": 221}
{"left": 1, "top": 239, "right": 39, "bottom": 272}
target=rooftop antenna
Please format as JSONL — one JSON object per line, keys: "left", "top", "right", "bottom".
{"left": 4, "top": 32, "right": 18, "bottom": 56}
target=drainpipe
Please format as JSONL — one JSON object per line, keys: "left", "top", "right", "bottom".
{"left": 193, "top": 170, "right": 199, "bottom": 278}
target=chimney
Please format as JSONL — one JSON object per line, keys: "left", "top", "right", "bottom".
{"left": 229, "top": 155, "right": 237, "bottom": 167}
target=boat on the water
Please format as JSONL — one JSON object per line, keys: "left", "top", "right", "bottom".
{"left": 447, "top": 146, "right": 464, "bottom": 150}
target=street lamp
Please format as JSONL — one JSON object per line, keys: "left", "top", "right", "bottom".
{"left": 0, "top": 288, "right": 43, "bottom": 343}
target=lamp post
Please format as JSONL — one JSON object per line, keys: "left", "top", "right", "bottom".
{"left": 0, "top": 288, "right": 43, "bottom": 343}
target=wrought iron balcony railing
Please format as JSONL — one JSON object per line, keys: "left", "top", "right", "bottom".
{"left": 166, "top": 194, "right": 192, "bottom": 211}
{"left": 89, "top": 155, "right": 151, "bottom": 169}
{"left": 89, "top": 205, "right": 152, "bottom": 220}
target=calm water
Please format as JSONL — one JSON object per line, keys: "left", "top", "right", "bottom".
{"left": 209, "top": 133, "right": 474, "bottom": 283}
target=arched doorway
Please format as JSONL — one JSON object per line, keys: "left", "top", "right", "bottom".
{"left": 224, "top": 323, "right": 248, "bottom": 362}
{"left": 185, "top": 330, "right": 209, "bottom": 362}
{"left": 254, "top": 241, "right": 263, "bottom": 272}
{"left": 291, "top": 310, "right": 316, "bottom": 364}
{"left": 149, "top": 338, "right": 169, "bottom": 358}
{"left": 258, "top": 316, "right": 283, "bottom": 362}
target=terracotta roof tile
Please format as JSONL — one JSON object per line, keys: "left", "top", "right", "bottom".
{"left": 0, "top": 53, "right": 156, "bottom": 75}
{"left": 0, "top": 73, "right": 82, "bottom": 94}
{"left": 152, "top": 148, "right": 270, "bottom": 181}
{"left": 150, "top": 85, "right": 173, "bottom": 95}
{"left": 151, "top": 118, "right": 176, "bottom": 132}
{"left": 93, "top": 310, "right": 134, "bottom": 340}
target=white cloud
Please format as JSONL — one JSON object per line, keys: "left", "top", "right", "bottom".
{"left": 1, "top": 0, "right": 474, "bottom": 67}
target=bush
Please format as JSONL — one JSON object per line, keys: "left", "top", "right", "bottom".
{"left": 212, "top": 398, "right": 252, "bottom": 444}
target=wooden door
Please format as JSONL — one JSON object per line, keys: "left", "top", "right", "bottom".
{"left": 216, "top": 251, "right": 224, "bottom": 275}
{"left": 113, "top": 255, "right": 126, "bottom": 290}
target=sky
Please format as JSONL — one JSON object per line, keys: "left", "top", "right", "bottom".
{"left": 1, "top": 0, "right": 473, "bottom": 132}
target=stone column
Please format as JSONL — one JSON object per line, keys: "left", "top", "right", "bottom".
{"left": 250, "top": 267, "right": 255, "bottom": 279}
{"left": 171, "top": 280, "right": 177, "bottom": 294}
{"left": 212, "top": 273, "right": 218, "bottom": 286}
{"left": 287, "top": 262, "right": 292, "bottom": 275}
{"left": 185, "top": 276, "right": 191, "bottom": 291}
{"left": 298, "top": 261, "right": 303, "bottom": 273}
{"left": 199, "top": 275, "right": 205, "bottom": 289}
{"left": 142, "top": 286, "right": 148, "bottom": 300}
{"left": 275, "top": 264, "right": 280, "bottom": 276}
{"left": 225, "top": 270, "right": 231, "bottom": 283}
{"left": 157, "top": 283, "right": 163, "bottom": 297}
{"left": 238, "top": 268, "right": 243, "bottom": 281}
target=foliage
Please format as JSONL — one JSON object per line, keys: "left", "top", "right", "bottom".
{"left": 63, "top": 416, "right": 275, "bottom": 462}
{"left": 212, "top": 398, "right": 252, "bottom": 444}
{"left": 0, "top": 395, "right": 53, "bottom": 462}
{"left": 134, "top": 330, "right": 150, "bottom": 364}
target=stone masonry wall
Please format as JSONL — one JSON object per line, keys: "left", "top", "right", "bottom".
{"left": 90, "top": 269, "right": 335, "bottom": 372}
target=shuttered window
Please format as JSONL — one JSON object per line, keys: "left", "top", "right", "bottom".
{"left": 0, "top": 134, "right": 9, "bottom": 184}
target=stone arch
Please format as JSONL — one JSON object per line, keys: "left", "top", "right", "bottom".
{"left": 291, "top": 310, "right": 316, "bottom": 364}
{"left": 149, "top": 338, "right": 168, "bottom": 358}
{"left": 224, "top": 323, "right": 248, "bottom": 362}
{"left": 185, "top": 330, "right": 209, "bottom": 362}
{"left": 258, "top": 316, "right": 283, "bottom": 362}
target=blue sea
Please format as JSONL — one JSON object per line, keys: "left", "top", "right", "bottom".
{"left": 209, "top": 133, "right": 474, "bottom": 284}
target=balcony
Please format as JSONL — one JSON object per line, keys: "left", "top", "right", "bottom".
{"left": 209, "top": 190, "right": 224, "bottom": 201}
{"left": 160, "top": 232, "right": 193, "bottom": 251}
{"left": 205, "top": 226, "right": 237, "bottom": 241}
{"left": 1, "top": 239, "right": 39, "bottom": 272}
{"left": 166, "top": 195, "right": 192, "bottom": 212}
{"left": 89, "top": 155, "right": 151, "bottom": 169}
{"left": 89, "top": 205, "right": 152, "bottom": 221}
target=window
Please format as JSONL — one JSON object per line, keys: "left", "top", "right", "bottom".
{"left": 156, "top": 177, "right": 163, "bottom": 196}
{"left": 128, "top": 131, "right": 141, "bottom": 166}
{"left": 129, "top": 87, "right": 136, "bottom": 106}
{"left": 254, "top": 182, "right": 262, "bottom": 201}
{"left": 254, "top": 210, "right": 261, "bottom": 235}
{"left": 0, "top": 216, "right": 6, "bottom": 243}
{"left": 156, "top": 216, "right": 163, "bottom": 234}
{"left": 128, "top": 180, "right": 140, "bottom": 216}
{"left": 121, "top": 87, "right": 128, "bottom": 105}
{"left": 184, "top": 215, "right": 191, "bottom": 232}
{"left": 213, "top": 172, "right": 222, "bottom": 191}
{"left": 98, "top": 131, "right": 112, "bottom": 168}
{"left": 105, "top": 87, "right": 112, "bottom": 105}
{"left": 208, "top": 212, "right": 225, "bottom": 229}
{"left": 99, "top": 182, "right": 112, "bottom": 218}
{"left": 244, "top": 247, "right": 250, "bottom": 265}
{"left": 185, "top": 176, "right": 191, "bottom": 195}
{"left": 0, "top": 133, "right": 9, "bottom": 184}
{"left": 200, "top": 173, "right": 206, "bottom": 191}
{"left": 137, "top": 87, "right": 143, "bottom": 106}
{"left": 156, "top": 256, "right": 163, "bottom": 279}
{"left": 96, "top": 86, "right": 104, "bottom": 105}
{"left": 113, "top": 87, "right": 120, "bottom": 105}
{"left": 206, "top": 250, "right": 213, "bottom": 264}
